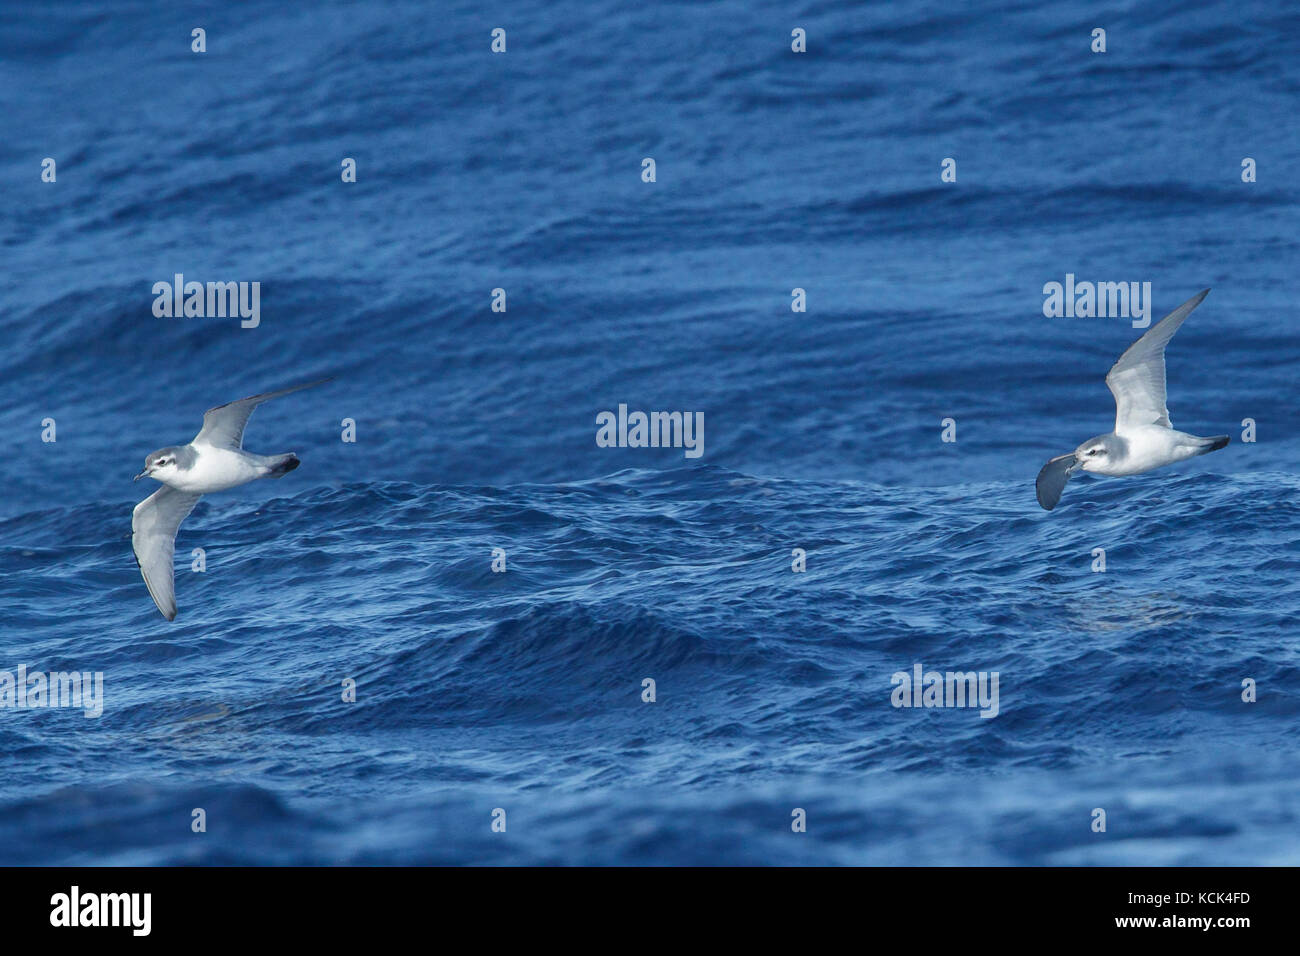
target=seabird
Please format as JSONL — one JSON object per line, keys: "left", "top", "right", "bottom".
{"left": 1036, "top": 290, "right": 1228, "bottom": 511}
{"left": 131, "top": 379, "right": 330, "bottom": 619}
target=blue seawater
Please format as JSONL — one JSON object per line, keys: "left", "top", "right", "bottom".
{"left": 0, "top": 0, "right": 1297, "bottom": 864}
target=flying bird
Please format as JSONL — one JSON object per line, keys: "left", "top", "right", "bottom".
{"left": 1036, "top": 289, "right": 1228, "bottom": 511}
{"left": 132, "top": 379, "right": 330, "bottom": 619}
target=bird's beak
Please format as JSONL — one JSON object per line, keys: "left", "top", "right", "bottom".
{"left": 134, "top": 468, "right": 150, "bottom": 481}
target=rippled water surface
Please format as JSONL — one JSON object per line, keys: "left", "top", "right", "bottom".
{"left": 0, "top": 0, "right": 1297, "bottom": 864}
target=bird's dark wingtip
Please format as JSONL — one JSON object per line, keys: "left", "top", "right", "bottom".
{"left": 1035, "top": 453, "right": 1076, "bottom": 511}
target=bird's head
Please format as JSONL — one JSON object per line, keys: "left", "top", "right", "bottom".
{"left": 135, "top": 447, "right": 183, "bottom": 483}
{"left": 1072, "top": 435, "right": 1117, "bottom": 473}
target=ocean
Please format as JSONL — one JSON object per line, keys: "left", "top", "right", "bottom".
{"left": 0, "top": 0, "right": 1297, "bottom": 864}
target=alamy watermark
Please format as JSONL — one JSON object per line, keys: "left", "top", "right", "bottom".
{"left": 50, "top": 886, "right": 150, "bottom": 936}
{"left": 0, "top": 665, "right": 104, "bottom": 717}
{"left": 152, "top": 273, "right": 260, "bottom": 328}
{"left": 596, "top": 404, "right": 704, "bottom": 458}
{"left": 891, "top": 662, "right": 999, "bottom": 718}
{"left": 1043, "top": 274, "right": 1152, "bottom": 328}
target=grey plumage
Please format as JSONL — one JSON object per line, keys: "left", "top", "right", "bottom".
{"left": 1036, "top": 290, "right": 1228, "bottom": 511}
{"left": 132, "top": 378, "right": 330, "bottom": 620}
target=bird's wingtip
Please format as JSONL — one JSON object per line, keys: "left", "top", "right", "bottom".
{"left": 1035, "top": 453, "right": 1076, "bottom": 511}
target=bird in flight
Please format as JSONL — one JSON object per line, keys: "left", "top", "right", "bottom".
{"left": 132, "top": 379, "right": 330, "bottom": 619}
{"left": 1036, "top": 289, "right": 1228, "bottom": 511}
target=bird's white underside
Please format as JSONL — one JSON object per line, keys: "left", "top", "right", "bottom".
{"left": 1037, "top": 290, "right": 1220, "bottom": 510}
{"left": 131, "top": 379, "right": 328, "bottom": 620}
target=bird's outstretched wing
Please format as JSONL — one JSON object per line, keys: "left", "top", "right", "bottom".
{"left": 132, "top": 485, "right": 202, "bottom": 621}
{"left": 1036, "top": 453, "right": 1076, "bottom": 511}
{"left": 1106, "top": 289, "right": 1209, "bottom": 434}
{"left": 193, "top": 378, "right": 331, "bottom": 449}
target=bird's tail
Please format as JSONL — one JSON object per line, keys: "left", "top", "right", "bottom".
{"left": 266, "top": 453, "right": 301, "bottom": 478}
{"left": 1192, "top": 435, "right": 1230, "bottom": 456}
